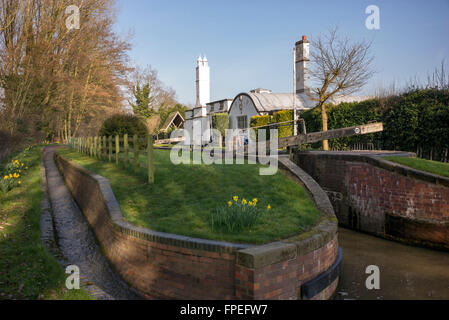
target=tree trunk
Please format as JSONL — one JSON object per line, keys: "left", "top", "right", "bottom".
{"left": 320, "top": 102, "right": 329, "bottom": 150}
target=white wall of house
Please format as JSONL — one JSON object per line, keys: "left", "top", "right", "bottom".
{"left": 228, "top": 94, "right": 259, "bottom": 131}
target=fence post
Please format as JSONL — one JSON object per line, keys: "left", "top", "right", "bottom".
{"left": 94, "top": 136, "right": 98, "bottom": 158}
{"left": 133, "top": 134, "right": 139, "bottom": 173}
{"left": 98, "top": 136, "right": 101, "bottom": 159}
{"left": 147, "top": 135, "right": 154, "bottom": 183}
{"left": 108, "top": 136, "right": 112, "bottom": 162}
{"left": 124, "top": 134, "right": 129, "bottom": 168}
{"left": 115, "top": 135, "right": 120, "bottom": 165}
{"left": 103, "top": 136, "right": 106, "bottom": 160}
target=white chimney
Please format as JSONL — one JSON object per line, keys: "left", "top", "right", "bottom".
{"left": 295, "top": 35, "right": 310, "bottom": 94}
{"left": 196, "top": 55, "right": 210, "bottom": 107}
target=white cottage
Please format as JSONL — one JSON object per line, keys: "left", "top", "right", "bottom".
{"left": 185, "top": 35, "right": 371, "bottom": 145}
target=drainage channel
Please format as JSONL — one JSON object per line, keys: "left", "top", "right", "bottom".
{"left": 41, "top": 147, "right": 142, "bottom": 300}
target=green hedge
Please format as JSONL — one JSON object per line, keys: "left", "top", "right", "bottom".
{"left": 250, "top": 115, "right": 271, "bottom": 140}
{"left": 301, "top": 88, "right": 449, "bottom": 160}
{"left": 273, "top": 110, "right": 293, "bottom": 138}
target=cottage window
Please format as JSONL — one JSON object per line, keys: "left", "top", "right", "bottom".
{"left": 237, "top": 115, "right": 248, "bottom": 129}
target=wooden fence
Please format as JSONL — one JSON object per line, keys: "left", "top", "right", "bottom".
{"left": 68, "top": 134, "right": 155, "bottom": 183}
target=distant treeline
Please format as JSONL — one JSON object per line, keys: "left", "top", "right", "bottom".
{"left": 301, "top": 88, "right": 449, "bottom": 162}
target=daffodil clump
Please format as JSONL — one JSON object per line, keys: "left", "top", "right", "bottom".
{"left": 0, "top": 149, "right": 32, "bottom": 193}
{"left": 211, "top": 195, "right": 272, "bottom": 233}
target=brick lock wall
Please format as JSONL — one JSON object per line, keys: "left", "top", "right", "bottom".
{"left": 293, "top": 152, "right": 449, "bottom": 249}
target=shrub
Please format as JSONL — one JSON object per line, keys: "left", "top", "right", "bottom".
{"left": 272, "top": 110, "right": 293, "bottom": 138}
{"left": 212, "top": 113, "right": 229, "bottom": 137}
{"left": 210, "top": 196, "right": 271, "bottom": 233}
{"left": 250, "top": 115, "right": 271, "bottom": 141}
{"left": 98, "top": 114, "right": 148, "bottom": 138}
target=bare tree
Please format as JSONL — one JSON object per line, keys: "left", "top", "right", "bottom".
{"left": 0, "top": 0, "right": 131, "bottom": 142}
{"left": 309, "top": 27, "right": 375, "bottom": 150}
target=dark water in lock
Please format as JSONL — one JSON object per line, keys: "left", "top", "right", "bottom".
{"left": 335, "top": 227, "right": 449, "bottom": 300}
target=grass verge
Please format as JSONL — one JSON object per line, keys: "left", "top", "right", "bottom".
{"left": 57, "top": 148, "right": 321, "bottom": 244}
{"left": 384, "top": 156, "right": 449, "bottom": 178}
{"left": 0, "top": 145, "right": 91, "bottom": 300}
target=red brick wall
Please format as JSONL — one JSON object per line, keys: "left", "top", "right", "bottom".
{"left": 293, "top": 152, "right": 449, "bottom": 249}
{"left": 349, "top": 163, "right": 449, "bottom": 221}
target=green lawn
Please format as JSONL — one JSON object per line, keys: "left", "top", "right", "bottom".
{"left": 57, "top": 148, "right": 321, "bottom": 244}
{"left": 0, "top": 146, "right": 91, "bottom": 300}
{"left": 384, "top": 156, "right": 449, "bottom": 178}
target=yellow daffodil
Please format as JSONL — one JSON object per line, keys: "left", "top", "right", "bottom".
{"left": 18, "top": 181, "right": 21, "bottom": 185}
{"left": 267, "top": 204, "right": 271, "bottom": 210}
{"left": 21, "top": 163, "right": 24, "bottom": 167}
{"left": 228, "top": 201, "right": 233, "bottom": 207}
{"left": 233, "top": 196, "right": 238, "bottom": 202}
{"left": 248, "top": 201, "right": 253, "bottom": 207}
{"left": 4, "top": 176, "right": 8, "bottom": 180}
{"left": 9, "top": 174, "right": 12, "bottom": 178}
{"left": 252, "top": 198, "right": 258, "bottom": 204}
{"left": 242, "top": 199, "right": 247, "bottom": 205}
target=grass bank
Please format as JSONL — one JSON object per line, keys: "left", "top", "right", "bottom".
{"left": 384, "top": 156, "right": 449, "bottom": 178}
{"left": 57, "top": 148, "right": 321, "bottom": 244}
{"left": 0, "top": 146, "right": 91, "bottom": 300}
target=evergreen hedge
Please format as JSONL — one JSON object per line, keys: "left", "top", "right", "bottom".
{"left": 212, "top": 113, "right": 229, "bottom": 137}
{"left": 250, "top": 115, "right": 271, "bottom": 141}
{"left": 300, "top": 88, "right": 449, "bottom": 160}
{"left": 272, "top": 110, "right": 293, "bottom": 138}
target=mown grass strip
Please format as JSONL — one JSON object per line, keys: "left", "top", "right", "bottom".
{"left": 384, "top": 156, "right": 449, "bottom": 178}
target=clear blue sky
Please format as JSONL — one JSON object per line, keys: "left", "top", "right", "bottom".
{"left": 115, "top": 0, "right": 449, "bottom": 106}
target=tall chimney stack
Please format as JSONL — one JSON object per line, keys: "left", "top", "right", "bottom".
{"left": 196, "top": 56, "right": 210, "bottom": 107}
{"left": 295, "top": 35, "right": 310, "bottom": 94}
